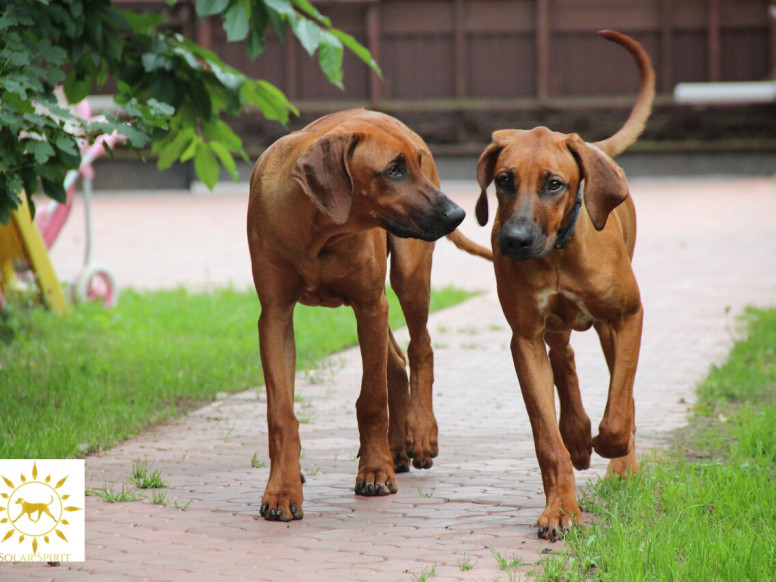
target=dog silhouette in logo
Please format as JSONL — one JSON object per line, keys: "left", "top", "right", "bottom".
{"left": 13, "top": 496, "right": 57, "bottom": 524}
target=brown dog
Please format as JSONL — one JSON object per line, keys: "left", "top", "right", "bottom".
{"left": 247, "top": 109, "right": 489, "bottom": 521}
{"left": 474, "top": 31, "right": 655, "bottom": 540}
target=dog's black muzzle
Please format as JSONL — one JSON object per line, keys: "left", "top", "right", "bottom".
{"left": 386, "top": 197, "right": 465, "bottom": 242}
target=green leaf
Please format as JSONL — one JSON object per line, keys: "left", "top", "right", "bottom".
{"left": 155, "top": 128, "right": 195, "bottom": 170}
{"left": 0, "top": 5, "right": 36, "bottom": 27}
{"left": 290, "top": 0, "right": 330, "bottom": 27}
{"left": 63, "top": 72, "right": 91, "bottom": 104}
{"left": 142, "top": 52, "right": 175, "bottom": 73}
{"left": 202, "top": 118, "right": 242, "bottom": 151}
{"left": 5, "top": 48, "right": 31, "bottom": 68}
{"left": 195, "top": 0, "right": 229, "bottom": 17}
{"left": 149, "top": 73, "right": 177, "bottom": 105}
{"left": 40, "top": 176, "right": 67, "bottom": 205}
{"left": 208, "top": 63, "right": 245, "bottom": 93}
{"left": 20, "top": 166, "right": 38, "bottom": 200}
{"left": 113, "top": 124, "right": 151, "bottom": 149}
{"left": 209, "top": 140, "right": 238, "bottom": 179}
{"left": 263, "top": 0, "right": 296, "bottom": 19}
{"left": 121, "top": 10, "right": 166, "bottom": 35}
{"left": 53, "top": 135, "right": 81, "bottom": 167}
{"left": 241, "top": 79, "right": 297, "bottom": 124}
{"left": 193, "top": 141, "right": 220, "bottom": 189}
{"left": 331, "top": 29, "right": 382, "bottom": 77}
{"left": 145, "top": 98, "right": 175, "bottom": 118}
{"left": 290, "top": 15, "right": 320, "bottom": 57}
{"left": 249, "top": 1, "right": 269, "bottom": 36}
{"left": 265, "top": 1, "right": 288, "bottom": 43}
{"left": 317, "top": 31, "right": 344, "bottom": 90}
{"left": 246, "top": 26, "right": 266, "bottom": 59}
{"left": 223, "top": 3, "right": 249, "bottom": 42}
{"left": 169, "top": 44, "right": 202, "bottom": 71}
{"left": 23, "top": 139, "right": 56, "bottom": 165}
{"left": 182, "top": 79, "right": 213, "bottom": 120}
{"left": 180, "top": 136, "right": 200, "bottom": 162}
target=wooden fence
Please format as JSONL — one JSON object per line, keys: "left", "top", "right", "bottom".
{"left": 113, "top": 0, "right": 776, "bottom": 151}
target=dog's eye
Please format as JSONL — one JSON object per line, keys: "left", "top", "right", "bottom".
{"left": 383, "top": 162, "right": 405, "bottom": 180}
{"left": 495, "top": 173, "right": 513, "bottom": 189}
{"left": 547, "top": 179, "right": 565, "bottom": 193}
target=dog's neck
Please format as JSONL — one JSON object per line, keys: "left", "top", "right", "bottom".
{"left": 554, "top": 183, "right": 584, "bottom": 250}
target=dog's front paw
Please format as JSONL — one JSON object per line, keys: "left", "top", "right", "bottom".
{"left": 536, "top": 500, "right": 583, "bottom": 542}
{"left": 260, "top": 479, "right": 304, "bottom": 522}
{"left": 592, "top": 427, "right": 632, "bottom": 459}
{"left": 560, "top": 414, "right": 592, "bottom": 470}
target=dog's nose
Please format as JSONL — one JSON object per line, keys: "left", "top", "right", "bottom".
{"left": 500, "top": 224, "right": 533, "bottom": 253}
{"left": 443, "top": 204, "right": 466, "bottom": 229}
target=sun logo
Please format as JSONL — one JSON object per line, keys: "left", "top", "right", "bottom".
{"left": 0, "top": 461, "right": 82, "bottom": 557}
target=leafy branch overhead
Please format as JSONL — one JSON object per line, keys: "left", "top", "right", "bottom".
{"left": 0, "top": 0, "right": 381, "bottom": 224}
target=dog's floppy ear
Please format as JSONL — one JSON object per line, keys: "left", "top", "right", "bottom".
{"left": 566, "top": 134, "right": 629, "bottom": 231}
{"left": 475, "top": 130, "right": 517, "bottom": 226}
{"left": 293, "top": 132, "right": 362, "bottom": 225}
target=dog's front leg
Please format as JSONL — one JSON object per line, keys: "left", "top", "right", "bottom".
{"left": 353, "top": 295, "right": 397, "bottom": 496}
{"left": 389, "top": 239, "right": 438, "bottom": 470}
{"left": 512, "top": 333, "right": 582, "bottom": 540}
{"left": 592, "top": 305, "right": 642, "bottom": 476}
{"left": 258, "top": 305, "right": 304, "bottom": 521}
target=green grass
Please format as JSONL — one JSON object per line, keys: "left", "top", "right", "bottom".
{"left": 87, "top": 483, "right": 146, "bottom": 503}
{"left": 537, "top": 306, "right": 776, "bottom": 581}
{"left": 491, "top": 548, "right": 525, "bottom": 575}
{"left": 129, "top": 458, "right": 166, "bottom": 489}
{"left": 0, "top": 285, "right": 474, "bottom": 459}
{"left": 456, "top": 554, "right": 475, "bottom": 571}
{"left": 409, "top": 564, "right": 437, "bottom": 582}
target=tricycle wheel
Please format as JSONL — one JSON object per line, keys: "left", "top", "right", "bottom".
{"left": 74, "top": 264, "right": 119, "bottom": 307}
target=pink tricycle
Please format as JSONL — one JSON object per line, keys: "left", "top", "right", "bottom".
{"left": 0, "top": 99, "right": 123, "bottom": 312}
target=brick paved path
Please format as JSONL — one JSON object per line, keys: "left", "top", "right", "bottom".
{"left": 6, "top": 177, "right": 776, "bottom": 581}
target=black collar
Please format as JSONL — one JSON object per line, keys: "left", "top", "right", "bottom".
{"left": 554, "top": 183, "right": 583, "bottom": 250}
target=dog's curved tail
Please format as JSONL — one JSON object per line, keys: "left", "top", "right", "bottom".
{"left": 592, "top": 30, "right": 656, "bottom": 158}
{"left": 446, "top": 230, "right": 493, "bottom": 261}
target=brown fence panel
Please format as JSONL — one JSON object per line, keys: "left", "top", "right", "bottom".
{"left": 135, "top": 0, "right": 769, "bottom": 102}
{"left": 110, "top": 0, "right": 775, "bottom": 150}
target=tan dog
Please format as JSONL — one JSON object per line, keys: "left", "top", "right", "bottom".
{"left": 14, "top": 496, "right": 57, "bottom": 523}
{"left": 475, "top": 31, "right": 655, "bottom": 540}
{"left": 248, "top": 109, "right": 490, "bottom": 521}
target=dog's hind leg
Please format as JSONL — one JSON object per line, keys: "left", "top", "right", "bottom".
{"left": 387, "top": 329, "right": 412, "bottom": 473}
{"left": 546, "top": 331, "right": 592, "bottom": 470}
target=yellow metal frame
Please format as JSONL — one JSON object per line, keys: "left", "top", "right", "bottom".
{"left": 0, "top": 197, "right": 68, "bottom": 315}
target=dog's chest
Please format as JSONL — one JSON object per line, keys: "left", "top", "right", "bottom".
{"left": 297, "top": 264, "right": 353, "bottom": 308}
{"left": 297, "top": 251, "right": 381, "bottom": 308}
{"left": 537, "top": 290, "right": 595, "bottom": 332}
